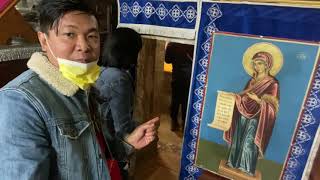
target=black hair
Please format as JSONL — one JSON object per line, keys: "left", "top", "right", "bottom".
{"left": 38, "top": 0, "right": 97, "bottom": 34}
{"left": 100, "top": 28, "right": 142, "bottom": 69}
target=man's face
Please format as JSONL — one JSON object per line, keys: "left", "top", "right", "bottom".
{"left": 38, "top": 11, "right": 100, "bottom": 67}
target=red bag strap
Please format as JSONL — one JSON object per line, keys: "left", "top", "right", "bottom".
{"left": 88, "top": 92, "right": 113, "bottom": 160}
{"left": 88, "top": 92, "right": 122, "bottom": 180}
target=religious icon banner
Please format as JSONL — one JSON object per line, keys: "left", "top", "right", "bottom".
{"left": 180, "top": 2, "right": 320, "bottom": 180}
{"left": 195, "top": 32, "right": 319, "bottom": 180}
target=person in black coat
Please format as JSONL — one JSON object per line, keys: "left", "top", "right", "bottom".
{"left": 165, "top": 42, "right": 194, "bottom": 131}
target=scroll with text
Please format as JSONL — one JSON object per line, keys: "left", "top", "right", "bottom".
{"left": 208, "top": 91, "right": 236, "bottom": 131}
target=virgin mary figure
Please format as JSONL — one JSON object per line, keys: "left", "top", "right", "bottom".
{"left": 224, "top": 43, "right": 283, "bottom": 176}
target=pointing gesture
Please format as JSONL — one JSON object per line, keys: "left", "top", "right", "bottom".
{"left": 125, "top": 117, "right": 160, "bottom": 150}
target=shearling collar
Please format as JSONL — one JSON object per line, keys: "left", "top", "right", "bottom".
{"left": 27, "top": 52, "right": 79, "bottom": 96}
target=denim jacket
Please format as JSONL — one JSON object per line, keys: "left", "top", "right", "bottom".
{"left": 0, "top": 53, "right": 133, "bottom": 180}
{"left": 94, "top": 67, "right": 137, "bottom": 139}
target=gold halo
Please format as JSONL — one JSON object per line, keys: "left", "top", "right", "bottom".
{"left": 243, "top": 42, "right": 283, "bottom": 76}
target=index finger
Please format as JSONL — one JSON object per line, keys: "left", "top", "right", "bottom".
{"left": 147, "top": 117, "right": 160, "bottom": 125}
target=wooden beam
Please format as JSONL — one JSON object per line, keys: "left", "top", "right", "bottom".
{"left": 0, "top": 0, "right": 18, "bottom": 19}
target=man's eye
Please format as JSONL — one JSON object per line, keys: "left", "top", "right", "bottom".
{"left": 88, "top": 34, "right": 98, "bottom": 39}
{"left": 64, "top": 33, "right": 75, "bottom": 38}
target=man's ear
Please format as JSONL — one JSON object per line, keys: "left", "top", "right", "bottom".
{"left": 37, "top": 32, "right": 47, "bottom": 52}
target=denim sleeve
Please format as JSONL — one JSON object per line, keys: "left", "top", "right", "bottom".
{"left": 0, "top": 89, "right": 51, "bottom": 180}
{"left": 102, "top": 78, "right": 137, "bottom": 139}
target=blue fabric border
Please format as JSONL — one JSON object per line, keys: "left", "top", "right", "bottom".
{"left": 180, "top": 2, "right": 320, "bottom": 180}
{"left": 119, "top": 0, "right": 197, "bottom": 29}
{"left": 214, "top": 3, "right": 320, "bottom": 42}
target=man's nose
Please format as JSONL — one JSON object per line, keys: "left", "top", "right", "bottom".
{"left": 76, "top": 36, "right": 90, "bottom": 52}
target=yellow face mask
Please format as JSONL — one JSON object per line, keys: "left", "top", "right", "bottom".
{"left": 45, "top": 35, "right": 100, "bottom": 90}
{"left": 57, "top": 58, "right": 100, "bottom": 90}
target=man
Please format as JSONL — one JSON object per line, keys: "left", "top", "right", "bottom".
{"left": 0, "top": 0, "right": 159, "bottom": 179}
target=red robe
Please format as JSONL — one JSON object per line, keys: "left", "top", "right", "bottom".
{"left": 224, "top": 76, "right": 280, "bottom": 157}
